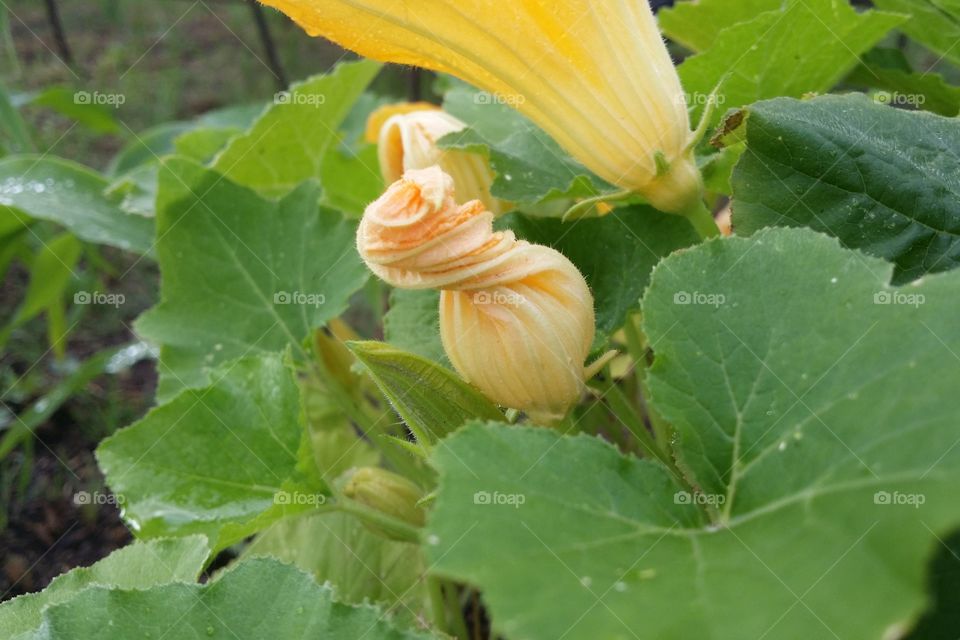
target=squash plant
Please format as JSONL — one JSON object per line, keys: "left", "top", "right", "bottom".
{"left": 2, "top": 1, "right": 960, "bottom": 638}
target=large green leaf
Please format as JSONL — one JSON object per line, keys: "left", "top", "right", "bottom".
{"left": 246, "top": 512, "right": 427, "bottom": 624}
{"left": 0, "top": 536, "right": 209, "bottom": 638}
{"left": 658, "top": 0, "right": 781, "bottom": 52}
{"left": 21, "top": 559, "right": 436, "bottom": 640}
{"left": 213, "top": 60, "right": 381, "bottom": 197}
{"left": 97, "top": 353, "right": 318, "bottom": 547}
{"left": 679, "top": 0, "right": 904, "bottom": 125}
{"left": 174, "top": 126, "right": 244, "bottom": 163}
{"left": 426, "top": 228, "right": 960, "bottom": 639}
{"left": 728, "top": 94, "right": 960, "bottom": 283}
{"left": 0, "top": 156, "right": 154, "bottom": 254}
{"left": 319, "top": 143, "right": 383, "bottom": 218}
{"left": 136, "top": 157, "right": 368, "bottom": 397}
{"left": 440, "top": 85, "right": 616, "bottom": 206}
{"left": 873, "top": 0, "right": 960, "bottom": 68}
{"left": 107, "top": 104, "right": 263, "bottom": 176}
{"left": 500, "top": 207, "right": 699, "bottom": 343}
{"left": 349, "top": 341, "right": 503, "bottom": 446}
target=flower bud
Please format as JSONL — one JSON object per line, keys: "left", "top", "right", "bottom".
{"left": 369, "top": 104, "right": 504, "bottom": 215}
{"left": 340, "top": 467, "right": 425, "bottom": 541}
{"left": 357, "top": 167, "right": 595, "bottom": 421}
{"left": 364, "top": 102, "right": 440, "bottom": 144}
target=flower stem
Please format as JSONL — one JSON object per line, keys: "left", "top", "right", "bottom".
{"left": 681, "top": 200, "right": 720, "bottom": 239}
{"left": 622, "top": 315, "right": 674, "bottom": 449}
{"left": 444, "top": 580, "right": 469, "bottom": 639}
{"left": 428, "top": 577, "right": 447, "bottom": 633}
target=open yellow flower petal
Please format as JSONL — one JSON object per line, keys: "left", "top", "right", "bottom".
{"left": 260, "top": 0, "right": 703, "bottom": 214}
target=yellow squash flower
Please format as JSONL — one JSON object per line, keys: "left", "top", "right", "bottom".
{"left": 367, "top": 103, "right": 503, "bottom": 214}
{"left": 357, "top": 166, "right": 595, "bottom": 422}
{"left": 259, "top": 0, "right": 705, "bottom": 216}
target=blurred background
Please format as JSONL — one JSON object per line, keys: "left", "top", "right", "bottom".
{"left": 0, "top": 0, "right": 414, "bottom": 602}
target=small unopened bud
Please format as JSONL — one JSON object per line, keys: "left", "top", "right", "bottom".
{"left": 368, "top": 103, "right": 504, "bottom": 215}
{"left": 340, "top": 467, "right": 425, "bottom": 541}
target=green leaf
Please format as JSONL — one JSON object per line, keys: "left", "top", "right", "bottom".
{"left": 319, "top": 143, "right": 383, "bottom": 218}
{"left": 0, "top": 81, "right": 33, "bottom": 155}
{"left": 97, "top": 353, "right": 315, "bottom": 547}
{"left": 383, "top": 289, "right": 447, "bottom": 365}
{"left": 245, "top": 512, "right": 427, "bottom": 624}
{"left": 873, "top": 0, "right": 960, "bottom": 68}
{"left": 136, "top": 157, "right": 368, "bottom": 398}
{"left": 728, "top": 94, "right": 960, "bottom": 283}
{"left": 23, "top": 558, "right": 436, "bottom": 640}
{"left": 0, "top": 536, "right": 209, "bottom": 638}
{"left": 658, "top": 0, "right": 781, "bottom": 52}
{"left": 500, "top": 208, "right": 700, "bottom": 343}
{"left": 441, "top": 85, "right": 616, "bottom": 206}
{"left": 1, "top": 233, "right": 79, "bottom": 339}
{"left": 0, "top": 209, "right": 26, "bottom": 278}
{"left": 213, "top": 60, "right": 381, "bottom": 197}
{"left": 174, "top": 126, "right": 243, "bottom": 163}
{"left": 26, "top": 86, "right": 119, "bottom": 134}
{"left": 104, "top": 162, "right": 158, "bottom": 217}
{"left": 107, "top": 104, "right": 263, "bottom": 176}
{"left": 0, "top": 156, "right": 154, "bottom": 254}
{"left": 679, "top": 0, "right": 905, "bottom": 126}
{"left": 846, "top": 48, "right": 960, "bottom": 117}
{"left": 348, "top": 341, "right": 503, "bottom": 446}
{"left": 108, "top": 122, "right": 193, "bottom": 176}
{"left": 427, "top": 228, "right": 960, "bottom": 639}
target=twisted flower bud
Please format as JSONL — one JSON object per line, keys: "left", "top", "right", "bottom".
{"left": 357, "top": 167, "right": 595, "bottom": 421}
{"left": 366, "top": 103, "right": 503, "bottom": 215}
